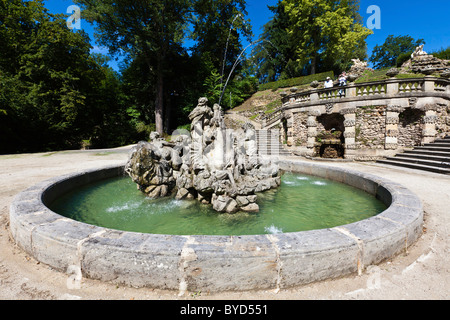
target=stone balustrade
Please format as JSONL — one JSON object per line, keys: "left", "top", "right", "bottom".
{"left": 261, "top": 76, "right": 450, "bottom": 160}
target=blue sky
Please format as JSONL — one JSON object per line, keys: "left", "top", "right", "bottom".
{"left": 44, "top": 0, "right": 450, "bottom": 72}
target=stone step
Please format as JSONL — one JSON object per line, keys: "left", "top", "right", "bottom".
{"left": 399, "top": 153, "right": 450, "bottom": 163}
{"left": 259, "top": 152, "right": 291, "bottom": 156}
{"left": 385, "top": 156, "right": 450, "bottom": 169}
{"left": 258, "top": 146, "right": 291, "bottom": 152}
{"left": 424, "top": 142, "right": 450, "bottom": 148}
{"left": 377, "top": 159, "right": 450, "bottom": 174}
{"left": 403, "top": 149, "right": 450, "bottom": 157}
{"left": 255, "top": 130, "right": 291, "bottom": 156}
{"left": 258, "top": 146, "right": 290, "bottom": 151}
{"left": 257, "top": 144, "right": 286, "bottom": 148}
{"left": 257, "top": 147, "right": 291, "bottom": 156}
{"left": 413, "top": 146, "right": 450, "bottom": 152}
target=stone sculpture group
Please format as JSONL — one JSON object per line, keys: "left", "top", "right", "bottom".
{"left": 125, "top": 97, "right": 281, "bottom": 214}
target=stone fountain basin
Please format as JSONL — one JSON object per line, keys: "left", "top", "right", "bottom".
{"left": 9, "top": 160, "right": 423, "bottom": 293}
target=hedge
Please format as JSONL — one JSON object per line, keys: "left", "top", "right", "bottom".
{"left": 258, "top": 71, "right": 335, "bottom": 91}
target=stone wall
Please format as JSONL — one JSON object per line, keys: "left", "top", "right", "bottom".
{"left": 397, "top": 108, "right": 424, "bottom": 147}
{"left": 287, "top": 105, "right": 449, "bottom": 159}
{"left": 292, "top": 112, "right": 308, "bottom": 147}
{"left": 436, "top": 106, "right": 450, "bottom": 136}
{"left": 275, "top": 76, "right": 450, "bottom": 159}
{"left": 355, "top": 106, "right": 386, "bottom": 150}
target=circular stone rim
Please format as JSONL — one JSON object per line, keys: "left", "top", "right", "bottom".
{"left": 9, "top": 160, "right": 423, "bottom": 293}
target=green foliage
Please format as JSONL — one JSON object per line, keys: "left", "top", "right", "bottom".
{"left": 354, "top": 68, "right": 427, "bottom": 84}
{"left": 396, "top": 51, "right": 413, "bottom": 67}
{"left": 0, "top": 0, "right": 138, "bottom": 154}
{"left": 369, "top": 35, "right": 425, "bottom": 69}
{"left": 394, "top": 73, "right": 426, "bottom": 79}
{"left": 74, "top": 0, "right": 193, "bottom": 134}
{"left": 74, "top": 0, "right": 252, "bottom": 134}
{"left": 226, "top": 75, "right": 258, "bottom": 109}
{"left": 431, "top": 47, "right": 450, "bottom": 60}
{"left": 191, "top": 0, "right": 252, "bottom": 79}
{"left": 258, "top": 71, "right": 334, "bottom": 91}
{"left": 203, "top": 69, "right": 223, "bottom": 106}
{"left": 281, "top": 0, "right": 372, "bottom": 75}
{"left": 251, "top": 2, "right": 297, "bottom": 83}
{"left": 264, "top": 99, "right": 283, "bottom": 115}
{"left": 354, "top": 68, "right": 389, "bottom": 83}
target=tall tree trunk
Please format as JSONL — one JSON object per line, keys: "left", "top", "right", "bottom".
{"left": 311, "top": 54, "right": 317, "bottom": 75}
{"left": 155, "top": 60, "right": 164, "bottom": 135}
{"left": 311, "top": 28, "right": 319, "bottom": 75}
{"left": 164, "top": 90, "right": 171, "bottom": 133}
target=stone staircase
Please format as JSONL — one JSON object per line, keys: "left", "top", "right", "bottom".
{"left": 256, "top": 130, "right": 291, "bottom": 157}
{"left": 377, "top": 136, "right": 450, "bottom": 174}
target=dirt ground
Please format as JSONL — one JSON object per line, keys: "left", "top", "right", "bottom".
{"left": 0, "top": 147, "right": 448, "bottom": 300}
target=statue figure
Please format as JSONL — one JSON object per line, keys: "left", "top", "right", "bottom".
{"left": 411, "top": 45, "right": 427, "bottom": 59}
{"left": 125, "top": 97, "right": 281, "bottom": 214}
{"left": 189, "top": 97, "right": 213, "bottom": 173}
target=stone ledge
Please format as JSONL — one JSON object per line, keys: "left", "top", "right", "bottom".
{"left": 9, "top": 161, "right": 424, "bottom": 293}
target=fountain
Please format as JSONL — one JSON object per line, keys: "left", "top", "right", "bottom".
{"left": 125, "top": 97, "right": 280, "bottom": 214}
{"left": 9, "top": 100, "right": 424, "bottom": 293}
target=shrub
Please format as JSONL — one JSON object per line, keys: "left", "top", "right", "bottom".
{"left": 396, "top": 51, "right": 413, "bottom": 67}
{"left": 258, "top": 71, "right": 335, "bottom": 91}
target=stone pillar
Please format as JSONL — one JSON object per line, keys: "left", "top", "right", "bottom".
{"left": 385, "top": 106, "right": 402, "bottom": 150}
{"left": 341, "top": 108, "right": 357, "bottom": 159}
{"left": 386, "top": 79, "right": 399, "bottom": 95}
{"left": 345, "top": 85, "right": 357, "bottom": 98}
{"left": 286, "top": 113, "right": 294, "bottom": 146}
{"left": 423, "top": 76, "right": 435, "bottom": 93}
{"left": 423, "top": 105, "right": 438, "bottom": 144}
{"left": 306, "top": 110, "right": 321, "bottom": 156}
{"left": 310, "top": 91, "right": 319, "bottom": 102}
{"left": 262, "top": 118, "right": 267, "bottom": 129}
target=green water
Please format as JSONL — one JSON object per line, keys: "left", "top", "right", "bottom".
{"left": 49, "top": 173, "right": 387, "bottom": 236}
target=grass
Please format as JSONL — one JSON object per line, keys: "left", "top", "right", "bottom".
{"left": 355, "top": 68, "right": 432, "bottom": 84}
{"left": 355, "top": 68, "right": 390, "bottom": 83}
{"left": 264, "top": 99, "right": 283, "bottom": 115}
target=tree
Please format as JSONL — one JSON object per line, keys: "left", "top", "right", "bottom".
{"left": 190, "top": 0, "right": 253, "bottom": 109}
{"left": 369, "top": 35, "right": 425, "bottom": 69}
{"left": 0, "top": 0, "right": 133, "bottom": 153}
{"left": 431, "top": 47, "right": 450, "bottom": 60}
{"left": 74, "top": 0, "right": 192, "bottom": 134}
{"left": 251, "top": 1, "right": 301, "bottom": 83}
{"left": 191, "top": 0, "right": 252, "bottom": 78}
{"left": 282, "top": 0, "right": 372, "bottom": 75}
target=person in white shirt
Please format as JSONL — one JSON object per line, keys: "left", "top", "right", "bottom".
{"left": 338, "top": 72, "right": 347, "bottom": 97}
{"left": 324, "top": 77, "right": 334, "bottom": 88}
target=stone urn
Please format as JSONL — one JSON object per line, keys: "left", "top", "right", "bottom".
{"left": 310, "top": 80, "right": 320, "bottom": 88}
{"left": 280, "top": 91, "right": 288, "bottom": 98}
{"left": 290, "top": 87, "right": 298, "bottom": 93}
{"left": 347, "top": 74, "right": 358, "bottom": 83}
{"left": 386, "top": 68, "right": 399, "bottom": 78}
